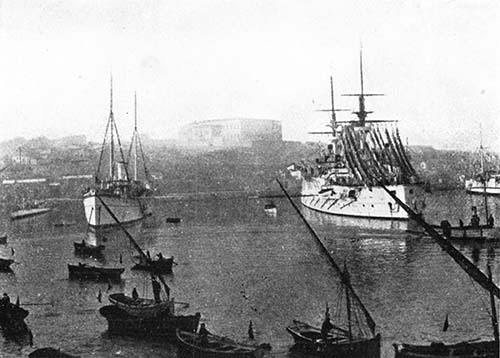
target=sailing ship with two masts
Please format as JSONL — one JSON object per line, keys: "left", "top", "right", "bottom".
{"left": 299, "top": 51, "right": 424, "bottom": 221}
{"left": 83, "top": 80, "right": 152, "bottom": 227}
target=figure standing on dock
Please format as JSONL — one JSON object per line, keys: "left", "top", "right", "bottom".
{"left": 488, "top": 214, "right": 494, "bottom": 227}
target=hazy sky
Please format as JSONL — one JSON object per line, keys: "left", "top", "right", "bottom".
{"left": 0, "top": 1, "right": 499, "bottom": 151}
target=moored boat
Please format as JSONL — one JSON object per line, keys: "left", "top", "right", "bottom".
{"left": 264, "top": 202, "right": 277, "bottom": 216}
{"left": 99, "top": 305, "right": 200, "bottom": 339}
{"left": 0, "top": 301, "right": 30, "bottom": 336}
{"left": 176, "top": 329, "right": 268, "bottom": 358}
{"left": 297, "top": 52, "right": 424, "bottom": 222}
{"left": 131, "top": 254, "right": 175, "bottom": 274}
{"left": 393, "top": 341, "right": 497, "bottom": 358}
{"left": 67, "top": 263, "right": 124, "bottom": 282}
{"left": 83, "top": 83, "right": 152, "bottom": 228}
{"left": 108, "top": 292, "right": 174, "bottom": 318}
{"left": 0, "top": 257, "right": 14, "bottom": 271}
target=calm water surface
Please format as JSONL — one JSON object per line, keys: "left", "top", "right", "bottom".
{"left": 0, "top": 189, "right": 498, "bottom": 358}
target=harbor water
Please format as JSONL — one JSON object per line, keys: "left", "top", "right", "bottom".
{"left": 0, "top": 189, "right": 499, "bottom": 357}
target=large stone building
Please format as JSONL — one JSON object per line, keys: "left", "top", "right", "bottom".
{"left": 179, "top": 118, "right": 282, "bottom": 148}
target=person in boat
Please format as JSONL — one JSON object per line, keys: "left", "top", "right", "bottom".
{"left": 132, "top": 287, "right": 139, "bottom": 300}
{"left": 0, "top": 292, "right": 10, "bottom": 307}
{"left": 157, "top": 252, "right": 163, "bottom": 260}
{"left": 198, "top": 323, "right": 209, "bottom": 346}
{"left": 488, "top": 214, "right": 494, "bottom": 227}
{"left": 320, "top": 312, "right": 334, "bottom": 341}
{"left": 151, "top": 277, "right": 162, "bottom": 303}
{"left": 470, "top": 206, "right": 480, "bottom": 227}
{"left": 459, "top": 219, "right": 464, "bottom": 228}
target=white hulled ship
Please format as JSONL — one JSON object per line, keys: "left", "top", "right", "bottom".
{"left": 299, "top": 51, "right": 424, "bottom": 220}
{"left": 464, "top": 141, "right": 500, "bottom": 195}
{"left": 83, "top": 82, "right": 152, "bottom": 227}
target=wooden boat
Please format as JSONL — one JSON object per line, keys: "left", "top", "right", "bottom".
{"left": 264, "top": 202, "right": 277, "bottom": 216}
{"left": 10, "top": 207, "right": 51, "bottom": 220}
{"left": 73, "top": 241, "right": 105, "bottom": 257}
{"left": 176, "top": 329, "right": 268, "bottom": 358}
{"left": 108, "top": 292, "right": 174, "bottom": 318}
{"left": 287, "top": 320, "right": 381, "bottom": 357}
{"left": 0, "top": 257, "right": 14, "bottom": 271}
{"left": 278, "top": 180, "right": 381, "bottom": 358}
{"left": 67, "top": 263, "right": 124, "bottom": 282}
{"left": 0, "top": 301, "right": 30, "bottom": 336}
{"left": 382, "top": 187, "right": 499, "bottom": 358}
{"left": 99, "top": 305, "right": 200, "bottom": 339}
{"left": 393, "top": 341, "right": 497, "bottom": 358}
{"left": 28, "top": 347, "right": 80, "bottom": 358}
{"left": 131, "top": 254, "right": 174, "bottom": 274}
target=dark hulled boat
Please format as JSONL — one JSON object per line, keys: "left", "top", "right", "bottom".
{"left": 278, "top": 180, "right": 380, "bottom": 358}
{"left": 393, "top": 341, "right": 497, "bottom": 358}
{"left": 131, "top": 255, "right": 174, "bottom": 274}
{"left": 67, "top": 263, "right": 124, "bottom": 282}
{"left": 0, "top": 302, "right": 29, "bottom": 336}
{"left": 0, "top": 257, "right": 14, "bottom": 271}
{"left": 73, "top": 241, "right": 105, "bottom": 257}
{"left": 99, "top": 305, "right": 200, "bottom": 339}
{"left": 176, "top": 329, "right": 267, "bottom": 358}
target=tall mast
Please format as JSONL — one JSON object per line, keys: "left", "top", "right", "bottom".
{"left": 342, "top": 46, "right": 383, "bottom": 126}
{"left": 330, "top": 76, "right": 336, "bottom": 132}
{"left": 109, "top": 75, "right": 115, "bottom": 179}
{"left": 134, "top": 92, "right": 138, "bottom": 181}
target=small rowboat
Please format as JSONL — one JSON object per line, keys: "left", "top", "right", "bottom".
{"left": 176, "top": 329, "right": 268, "bottom": 358}
{"left": 28, "top": 347, "right": 80, "bottom": 358}
{"left": 67, "top": 263, "right": 124, "bottom": 282}
{"left": 131, "top": 255, "right": 175, "bottom": 274}
{"left": 393, "top": 341, "right": 497, "bottom": 358}
{"left": 108, "top": 292, "right": 174, "bottom": 318}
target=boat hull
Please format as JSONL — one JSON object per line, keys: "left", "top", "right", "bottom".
{"left": 465, "top": 177, "right": 500, "bottom": 196}
{"left": 301, "top": 178, "right": 423, "bottom": 220}
{"left": 0, "top": 303, "right": 30, "bottom": 336}
{"left": 108, "top": 293, "right": 174, "bottom": 318}
{"left": 286, "top": 320, "right": 380, "bottom": 358}
{"left": 393, "top": 341, "right": 497, "bottom": 358}
{"left": 176, "top": 329, "right": 266, "bottom": 358}
{"left": 67, "top": 264, "right": 124, "bottom": 282}
{"left": 10, "top": 208, "right": 51, "bottom": 220}
{"left": 131, "top": 257, "right": 174, "bottom": 274}
{"left": 83, "top": 193, "right": 146, "bottom": 227}
{"left": 0, "top": 258, "right": 14, "bottom": 271}
{"left": 99, "top": 305, "right": 200, "bottom": 339}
